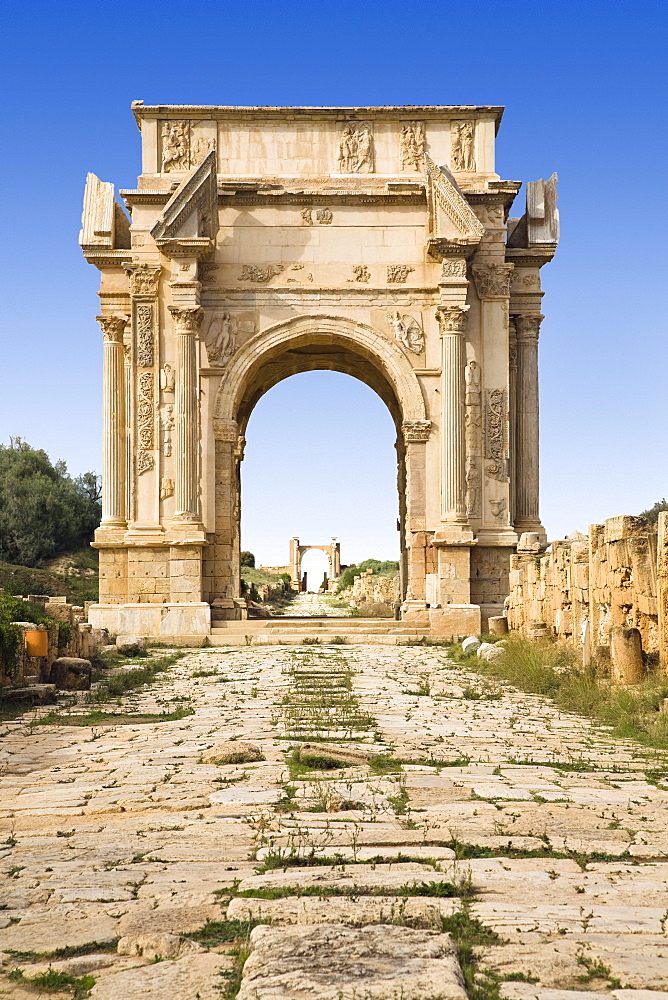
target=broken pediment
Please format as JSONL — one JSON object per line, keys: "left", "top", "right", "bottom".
{"left": 507, "top": 172, "right": 559, "bottom": 249}
{"left": 424, "top": 154, "right": 485, "bottom": 258}
{"left": 79, "top": 173, "right": 131, "bottom": 263}
{"left": 150, "top": 150, "right": 218, "bottom": 257}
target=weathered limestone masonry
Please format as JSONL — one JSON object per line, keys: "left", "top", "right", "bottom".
{"left": 80, "top": 103, "right": 559, "bottom": 639}
{"left": 507, "top": 512, "right": 668, "bottom": 669}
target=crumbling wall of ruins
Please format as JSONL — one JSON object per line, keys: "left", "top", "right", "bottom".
{"left": 341, "top": 570, "right": 400, "bottom": 610}
{"left": 507, "top": 513, "right": 668, "bottom": 666}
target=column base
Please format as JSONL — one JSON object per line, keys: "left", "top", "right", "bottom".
{"left": 514, "top": 520, "right": 548, "bottom": 547}
{"left": 475, "top": 528, "right": 519, "bottom": 546}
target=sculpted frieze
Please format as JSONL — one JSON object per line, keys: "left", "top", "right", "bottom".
{"left": 485, "top": 388, "right": 507, "bottom": 481}
{"left": 387, "top": 311, "right": 424, "bottom": 355}
{"left": 239, "top": 264, "right": 284, "bottom": 283}
{"left": 161, "top": 404, "right": 174, "bottom": 457}
{"left": 352, "top": 265, "right": 370, "bottom": 283}
{"left": 137, "top": 451, "right": 154, "bottom": 475}
{"left": 466, "top": 457, "right": 481, "bottom": 518}
{"left": 440, "top": 258, "right": 467, "bottom": 280}
{"left": 387, "top": 264, "right": 414, "bottom": 284}
{"left": 162, "top": 121, "right": 190, "bottom": 172}
{"left": 338, "top": 122, "right": 374, "bottom": 173}
{"left": 451, "top": 121, "right": 476, "bottom": 172}
{"left": 400, "top": 122, "right": 425, "bottom": 171}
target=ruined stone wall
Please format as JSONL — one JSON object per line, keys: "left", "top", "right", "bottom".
{"left": 507, "top": 514, "right": 668, "bottom": 665}
{"left": 342, "top": 571, "right": 400, "bottom": 609}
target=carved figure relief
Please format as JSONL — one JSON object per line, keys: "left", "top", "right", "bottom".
{"left": 124, "top": 263, "right": 161, "bottom": 297}
{"left": 161, "top": 404, "right": 174, "bottom": 457}
{"left": 204, "top": 311, "right": 238, "bottom": 367}
{"left": 400, "top": 122, "right": 425, "bottom": 171}
{"left": 161, "top": 121, "right": 190, "bottom": 172}
{"left": 160, "top": 364, "right": 174, "bottom": 394}
{"left": 160, "top": 478, "right": 174, "bottom": 500}
{"left": 465, "top": 360, "right": 481, "bottom": 405}
{"left": 301, "top": 208, "right": 313, "bottom": 226}
{"left": 191, "top": 136, "right": 216, "bottom": 167}
{"left": 387, "top": 311, "right": 424, "bottom": 355}
{"left": 485, "top": 388, "right": 507, "bottom": 481}
{"left": 402, "top": 420, "right": 431, "bottom": 443}
{"left": 387, "top": 264, "right": 414, "bottom": 284}
{"left": 451, "top": 121, "right": 476, "bottom": 172}
{"left": 198, "top": 262, "right": 219, "bottom": 284}
{"left": 135, "top": 304, "right": 154, "bottom": 367}
{"left": 466, "top": 458, "right": 481, "bottom": 518}
{"left": 338, "top": 123, "right": 374, "bottom": 172}
{"left": 137, "top": 451, "right": 154, "bottom": 475}
{"left": 137, "top": 371, "right": 155, "bottom": 450}
{"left": 352, "top": 265, "right": 370, "bottom": 283}
{"left": 440, "top": 258, "right": 467, "bottom": 280}
{"left": 238, "top": 264, "right": 284, "bottom": 283}
{"left": 316, "top": 208, "right": 333, "bottom": 224}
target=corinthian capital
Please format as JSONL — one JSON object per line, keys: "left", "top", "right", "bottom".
{"left": 472, "top": 263, "right": 513, "bottom": 299}
{"left": 124, "top": 263, "right": 161, "bottom": 297}
{"left": 435, "top": 304, "right": 469, "bottom": 335}
{"left": 97, "top": 314, "right": 128, "bottom": 342}
{"left": 168, "top": 304, "right": 204, "bottom": 335}
{"left": 515, "top": 313, "right": 544, "bottom": 340}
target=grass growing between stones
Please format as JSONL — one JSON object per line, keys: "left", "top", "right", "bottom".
{"left": 5, "top": 941, "right": 119, "bottom": 963}
{"left": 236, "top": 877, "right": 471, "bottom": 900}
{"left": 7, "top": 967, "right": 95, "bottom": 998}
{"left": 447, "top": 635, "right": 668, "bottom": 751}
{"left": 34, "top": 704, "right": 194, "bottom": 726}
{"left": 278, "top": 650, "right": 376, "bottom": 740}
{"left": 185, "top": 918, "right": 263, "bottom": 946}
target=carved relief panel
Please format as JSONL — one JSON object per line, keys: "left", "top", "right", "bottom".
{"left": 338, "top": 122, "right": 374, "bottom": 172}
{"left": 451, "top": 121, "right": 476, "bottom": 172}
{"left": 400, "top": 122, "right": 425, "bottom": 171}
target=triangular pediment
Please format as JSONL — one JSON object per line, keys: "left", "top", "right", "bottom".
{"left": 150, "top": 150, "right": 218, "bottom": 243}
{"left": 424, "top": 154, "right": 485, "bottom": 245}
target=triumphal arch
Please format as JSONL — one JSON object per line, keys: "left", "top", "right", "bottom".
{"left": 81, "top": 102, "right": 559, "bottom": 638}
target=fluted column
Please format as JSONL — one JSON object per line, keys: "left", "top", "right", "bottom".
{"left": 98, "top": 315, "right": 127, "bottom": 526}
{"left": 436, "top": 305, "right": 469, "bottom": 523}
{"left": 508, "top": 317, "right": 517, "bottom": 523}
{"left": 515, "top": 313, "right": 543, "bottom": 530}
{"left": 169, "top": 305, "right": 204, "bottom": 520}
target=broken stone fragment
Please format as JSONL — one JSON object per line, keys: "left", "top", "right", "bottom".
{"left": 201, "top": 740, "right": 264, "bottom": 764}
{"left": 462, "top": 635, "right": 481, "bottom": 654}
{"left": 117, "top": 932, "right": 203, "bottom": 960}
{"left": 296, "top": 742, "right": 371, "bottom": 768}
{"left": 49, "top": 657, "right": 92, "bottom": 690}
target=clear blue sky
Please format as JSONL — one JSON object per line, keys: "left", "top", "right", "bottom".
{"left": 1, "top": 1, "right": 666, "bottom": 567}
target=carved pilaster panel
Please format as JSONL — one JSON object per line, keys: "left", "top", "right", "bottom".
{"left": 135, "top": 302, "right": 155, "bottom": 367}
{"left": 137, "top": 371, "right": 155, "bottom": 450}
{"left": 485, "top": 388, "right": 508, "bottom": 482}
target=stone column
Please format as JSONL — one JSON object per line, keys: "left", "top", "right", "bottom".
{"left": 124, "top": 343, "right": 132, "bottom": 523}
{"left": 515, "top": 313, "right": 543, "bottom": 532}
{"left": 169, "top": 305, "right": 204, "bottom": 520}
{"left": 97, "top": 315, "right": 127, "bottom": 526}
{"left": 658, "top": 512, "right": 668, "bottom": 673}
{"left": 436, "top": 305, "right": 469, "bottom": 524}
{"left": 508, "top": 317, "right": 517, "bottom": 523}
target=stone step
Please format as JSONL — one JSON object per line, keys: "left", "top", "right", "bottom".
{"left": 207, "top": 632, "right": 427, "bottom": 646}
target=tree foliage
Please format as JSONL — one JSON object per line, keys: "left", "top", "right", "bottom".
{"left": 240, "top": 550, "right": 256, "bottom": 568}
{"left": 0, "top": 439, "right": 101, "bottom": 567}
{"left": 638, "top": 498, "right": 668, "bottom": 524}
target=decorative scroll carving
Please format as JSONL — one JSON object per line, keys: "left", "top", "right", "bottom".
{"left": 135, "top": 303, "right": 154, "bottom": 367}
{"left": 316, "top": 208, "right": 333, "bottom": 224}
{"left": 400, "top": 123, "right": 425, "bottom": 171}
{"left": 238, "top": 264, "right": 284, "bottom": 283}
{"left": 435, "top": 305, "right": 468, "bottom": 334}
{"left": 485, "top": 388, "right": 507, "bottom": 481}
{"left": 168, "top": 305, "right": 204, "bottom": 335}
{"left": 402, "top": 419, "right": 431, "bottom": 443}
{"left": 161, "top": 404, "right": 174, "bottom": 457}
{"left": 137, "top": 451, "right": 154, "bottom": 475}
{"left": 204, "top": 311, "right": 238, "bottom": 367}
{"left": 489, "top": 497, "right": 507, "bottom": 521}
{"left": 97, "top": 315, "right": 126, "bottom": 342}
{"left": 440, "top": 258, "right": 467, "bottom": 280}
{"left": 162, "top": 121, "right": 190, "bottom": 172}
{"left": 160, "top": 364, "right": 174, "bottom": 393}
{"left": 124, "top": 263, "right": 161, "bottom": 297}
{"left": 387, "top": 264, "right": 414, "bottom": 284}
{"left": 160, "top": 478, "right": 174, "bottom": 500}
{"left": 137, "top": 371, "right": 155, "bottom": 449}
{"left": 387, "top": 311, "right": 424, "bottom": 355}
{"left": 473, "top": 264, "right": 513, "bottom": 299}
{"left": 352, "top": 265, "right": 370, "bottom": 283}
{"left": 338, "top": 123, "right": 374, "bottom": 172}
{"left": 199, "top": 262, "right": 219, "bottom": 284}
{"left": 451, "top": 121, "right": 476, "bottom": 172}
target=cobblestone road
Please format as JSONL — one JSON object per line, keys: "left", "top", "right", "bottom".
{"left": 1, "top": 645, "right": 667, "bottom": 998}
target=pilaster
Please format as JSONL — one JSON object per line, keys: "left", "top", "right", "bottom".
{"left": 514, "top": 312, "right": 545, "bottom": 538}
{"left": 169, "top": 305, "right": 204, "bottom": 523}
{"left": 98, "top": 315, "right": 128, "bottom": 529}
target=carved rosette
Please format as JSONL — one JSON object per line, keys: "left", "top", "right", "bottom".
{"left": 435, "top": 305, "right": 469, "bottom": 335}
{"left": 402, "top": 420, "right": 431, "bottom": 443}
{"left": 97, "top": 315, "right": 127, "bottom": 342}
{"left": 472, "top": 264, "right": 514, "bottom": 299}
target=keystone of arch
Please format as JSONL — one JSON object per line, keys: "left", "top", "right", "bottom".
{"left": 212, "top": 313, "right": 429, "bottom": 427}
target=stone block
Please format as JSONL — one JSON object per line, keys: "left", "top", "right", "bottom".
{"left": 49, "top": 657, "right": 92, "bottom": 690}
{"left": 429, "top": 605, "right": 481, "bottom": 637}
{"left": 462, "top": 636, "right": 481, "bottom": 654}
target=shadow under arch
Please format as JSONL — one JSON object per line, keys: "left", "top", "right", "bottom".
{"left": 209, "top": 314, "right": 429, "bottom": 609}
